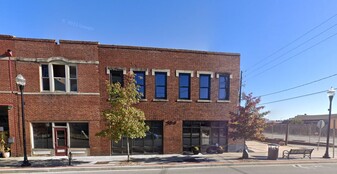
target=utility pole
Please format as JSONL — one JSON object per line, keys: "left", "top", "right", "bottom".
{"left": 239, "top": 71, "right": 243, "bottom": 105}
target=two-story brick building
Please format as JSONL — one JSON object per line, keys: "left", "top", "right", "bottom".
{"left": 0, "top": 34, "right": 240, "bottom": 157}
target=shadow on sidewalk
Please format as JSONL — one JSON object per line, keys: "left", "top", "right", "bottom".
{"left": 132, "top": 155, "right": 218, "bottom": 164}
{"left": 0, "top": 158, "right": 90, "bottom": 167}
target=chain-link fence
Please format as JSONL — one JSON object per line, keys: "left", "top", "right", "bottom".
{"left": 263, "top": 123, "right": 336, "bottom": 145}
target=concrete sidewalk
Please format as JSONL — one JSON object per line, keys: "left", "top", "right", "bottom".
{"left": 1, "top": 141, "right": 337, "bottom": 173}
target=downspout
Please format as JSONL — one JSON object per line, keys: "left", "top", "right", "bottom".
{"left": 7, "top": 49, "right": 13, "bottom": 92}
{"left": 6, "top": 49, "right": 18, "bottom": 156}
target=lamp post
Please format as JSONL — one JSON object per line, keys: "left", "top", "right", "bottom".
{"left": 16, "top": 74, "right": 31, "bottom": 167}
{"left": 323, "top": 87, "right": 335, "bottom": 159}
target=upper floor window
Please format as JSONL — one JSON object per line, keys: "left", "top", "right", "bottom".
{"left": 41, "top": 64, "right": 77, "bottom": 92}
{"left": 155, "top": 72, "right": 167, "bottom": 99}
{"left": 179, "top": 73, "right": 191, "bottom": 100}
{"left": 134, "top": 71, "right": 146, "bottom": 99}
{"left": 110, "top": 70, "right": 124, "bottom": 86}
{"left": 199, "top": 74, "right": 211, "bottom": 100}
{"left": 218, "top": 74, "right": 230, "bottom": 100}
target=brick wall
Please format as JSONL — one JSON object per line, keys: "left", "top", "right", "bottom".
{"left": 98, "top": 45, "right": 240, "bottom": 153}
{"left": 0, "top": 34, "right": 240, "bottom": 156}
{"left": 0, "top": 35, "right": 103, "bottom": 156}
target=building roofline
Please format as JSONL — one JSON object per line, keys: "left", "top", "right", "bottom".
{"left": 0, "top": 34, "right": 56, "bottom": 43}
{"left": 59, "top": 40, "right": 99, "bottom": 45}
{"left": 0, "top": 34, "right": 240, "bottom": 56}
{"left": 98, "top": 44, "right": 240, "bottom": 56}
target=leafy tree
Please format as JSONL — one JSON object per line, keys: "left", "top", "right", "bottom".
{"left": 288, "top": 117, "right": 304, "bottom": 125}
{"left": 229, "top": 93, "right": 270, "bottom": 159}
{"left": 96, "top": 72, "right": 149, "bottom": 162}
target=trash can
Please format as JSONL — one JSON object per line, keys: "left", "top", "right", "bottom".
{"left": 267, "top": 143, "right": 279, "bottom": 160}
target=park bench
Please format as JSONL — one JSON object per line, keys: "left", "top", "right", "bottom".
{"left": 282, "top": 148, "right": 314, "bottom": 159}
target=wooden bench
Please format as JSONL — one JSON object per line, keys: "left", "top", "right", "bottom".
{"left": 282, "top": 148, "right": 314, "bottom": 159}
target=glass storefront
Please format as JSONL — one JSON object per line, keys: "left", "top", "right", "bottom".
{"left": 183, "top": 121, "right": 228, "bottom": 153}
{"left": 112, "top": 121, "right": 163, "bottom": 154}
{"left": 31, "top": 122, "right": 89, "bottom": 150}
{"left": 69, "top": 123, "right": 89, "bottom": 148}
{"left": 32, "top": 123, "right": 53, "bottom": 149}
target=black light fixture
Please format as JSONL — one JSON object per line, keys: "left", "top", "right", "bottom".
{"left": 323, "top": 87, "right": 335, "bottom": 159}
{"left": 15, "top": 74, "right": 31, "bottom": 167}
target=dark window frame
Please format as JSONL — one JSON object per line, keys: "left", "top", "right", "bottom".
{"left": 179, "top": 73, "right": 191, "bottom": 100}
{"left": 218, "top": 74, "right": 230, "bottom": 100}
{"left": 69, "top": 123, "right": 89, "bottom": 148}
{"left": 155, "top": 72, "right": 167, "bottom": 99}
{"left": 41, "top": 64, "right": 50, "bottom": 91}
{"left": 32, "top": 123, "right": 53, "bottom": 149}
{"left": 134, "top": 71, "right": 146, "bottom": 99}
{"left": 199, "top": 74, "right": 211, "bottom": 100}
{"left": 112, "top": 121, "right": 163, "bottom": 154}
{"left": 182, "top": 121, "right": 228, "bottom": 153}
{"left": 110, "top": 70, "right": 124, "bottom": 86}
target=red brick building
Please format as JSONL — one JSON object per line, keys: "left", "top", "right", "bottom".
{"left": 0, "top": 34, "right": 240, "bottom": 157}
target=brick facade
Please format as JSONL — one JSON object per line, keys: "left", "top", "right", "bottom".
{"left": 0, "top": 34, "right": 240, "bottom": 156}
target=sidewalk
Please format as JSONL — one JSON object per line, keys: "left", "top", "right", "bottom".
{"left": 1, "top": 141, "right": 337, "bottom": 173}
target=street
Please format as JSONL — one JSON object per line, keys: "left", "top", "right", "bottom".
{"left": 38, "top": 163, "right": 337, "bottom": 174}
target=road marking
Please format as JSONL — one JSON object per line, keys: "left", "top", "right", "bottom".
{"left": 292, "top": 164, "right": 323, "bottom": 169}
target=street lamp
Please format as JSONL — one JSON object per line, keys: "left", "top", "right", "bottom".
{"left": 323, "top": 87, "right": 335, "bottom": 159}
{"left": 15, "top": 74, "right": 31, "bottom": 167}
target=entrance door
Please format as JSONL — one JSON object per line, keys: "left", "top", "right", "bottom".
{"left": 54, "top": 128, "right": 67, "bottom": 156}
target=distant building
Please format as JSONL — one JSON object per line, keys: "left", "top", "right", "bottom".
{"left": 293, "top": 114, "right": 337, "bottom": 125}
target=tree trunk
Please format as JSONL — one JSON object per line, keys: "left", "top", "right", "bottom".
{"left": 242, "top": 139, "right": 249, "bottom": 159}
{"left": 126, "top": 137, "right": 130, "bottom": 162}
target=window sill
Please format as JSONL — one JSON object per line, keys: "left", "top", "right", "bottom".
{"left": 217, "top": 100, "right": 230, "bottom": 103}
{"left": 41, "top": 91, "right": 78, "bottom": 94}
{"left": 140, "top": 99, "right": 148, "bottom": 102}
{"left": 177, "top": 99, "right": 192, "bottom": 102}
{"left": 35, "top": 92, "right": 100, "bottom": 96}
{"left": 197, "top": 100, "right": 212, "bottom": 103}
{"left": 153, "top": 99, "right": 169, "bottom": 102}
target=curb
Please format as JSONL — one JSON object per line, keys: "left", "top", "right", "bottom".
{"left": 1, "top": 159, "right": 337, "bottom": 173}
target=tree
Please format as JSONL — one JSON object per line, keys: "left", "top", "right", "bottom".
{"left": 229, "top": 93, "right": 270, "bottom": 159}
{"left": 96, "top": 72, "right": 149, "bottom": 162}
{"left": 288, "top": 117, "right": 304, "bottom": 125}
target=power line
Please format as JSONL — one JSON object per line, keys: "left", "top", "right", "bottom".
{"left": 246, "top": 22, "right": 337, "bottom": 77}
{"left": 247, "top": 30, "right": 337, "bottom": 80}
{"left": 257, "top": 73, "right": 337, "bottom": 97}
{"left": 245, "top": 13, "right": 337, "bottom": 73}
{"left": 259, "top": 90, "right": 327, "bottom": 105}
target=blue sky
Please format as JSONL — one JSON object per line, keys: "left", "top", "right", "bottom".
{"left": 1, "top": 0, "right": 337, "bottom": 120}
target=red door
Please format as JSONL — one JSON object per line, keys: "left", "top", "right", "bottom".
{"left": 55, "top": 128, "right": 67, "bottom": 156}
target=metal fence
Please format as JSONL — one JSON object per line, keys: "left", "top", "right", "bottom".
{"left": 263, "top": 123, "right": 336, "bottom": 145}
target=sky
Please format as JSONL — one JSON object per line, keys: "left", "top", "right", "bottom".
{"left": 1, "top": 0, "right": 337, "bottom": 120}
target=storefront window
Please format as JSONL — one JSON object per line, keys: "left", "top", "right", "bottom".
{"left": 32, "top": 123, "right": 53, "bottom": 149}
{"left": 183, "top": 121, "right": 228, "bottom": 152}
{"left": 112, "top": 121, "right": 163, "bottom": 154}
{"left": 69, "top": 123, "right": 89, "bottom": 148}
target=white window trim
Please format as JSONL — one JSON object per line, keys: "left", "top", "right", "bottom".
{"left": 106, "top": 67, "right": 127, "bottom": 75}
{"left": 130, "top": 68, "right": 149, "bottom": 75}
{"left": 40, "top": 63, "right": 78, "bottom": 93}
{"left": 197, "top": 71, "right": 214, "bottom": 78}
{"left": 152, "top": 69, "right": 170, "bottom": 76}
{"left": 197, "top": 99, "right": 212, "bottom": 103}
{"left": 216, "top": 73, "right": 233, "bottom": 79}
{"left": 30, "top": 123, "right": 34, "bottom": 149}
{"left": 153, "top": 99, "right": 169, "bottom": 102}
{"left": 176, "top": 70, "right": 194, "bottom": 77}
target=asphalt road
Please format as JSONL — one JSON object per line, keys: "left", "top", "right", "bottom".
{"left": 40, "top": 163, "right": 337, "bottom": 174}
